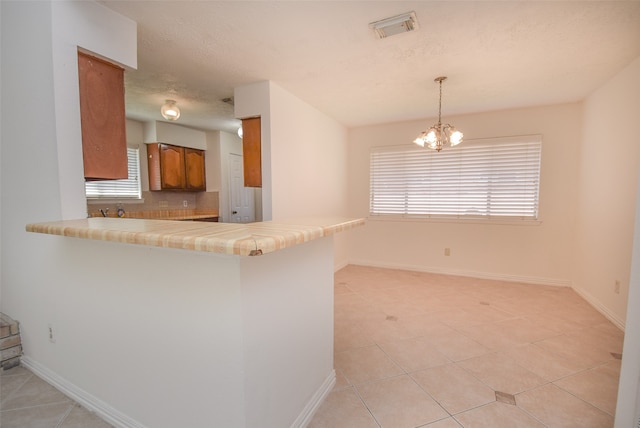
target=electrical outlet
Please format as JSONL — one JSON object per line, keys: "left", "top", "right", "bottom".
{"left": 444, "top": 248, "right": 451, "bottom": 256}
{"left": 48, "top": 323, "right": 56, "bottom": 343}
{"left": 183, "top": 200, "right": 188, "bottom": 207}
{"left": 615, "top": 280, "right": 621, "bottom": 294}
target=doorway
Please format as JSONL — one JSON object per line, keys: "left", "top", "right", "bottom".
{"left": 228, "top": 153, "right": 256, "bottom": 223}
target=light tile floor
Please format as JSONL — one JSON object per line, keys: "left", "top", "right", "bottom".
{"left": 309, "top": 265, "right": 623, "bottom": 428}
{"left": 0, "top": 365, "right": 112, "bottom": 427}
{"left": 0, "top": 265, "right": 624, "bottom": 427}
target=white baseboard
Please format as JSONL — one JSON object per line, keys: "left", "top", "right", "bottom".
{"left": 20, "top": 356, "right": 146, "bottom": 428}
{"left": 291, "top": 370, "right": 336, "bottom": 428}
{"left": 347, "top": 259, "right": 572, "bottom": 287}
{"left": 571, "top": 286, "right": 626, "bottom": 331}
{"left": 21, "top": 355, "right": 335, "bottom": 428}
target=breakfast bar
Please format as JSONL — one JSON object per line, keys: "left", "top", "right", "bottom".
{"left": 25, "top": 217, "right": 364, "bottom": 428}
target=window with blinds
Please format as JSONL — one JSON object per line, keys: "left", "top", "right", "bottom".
{"left": 370, "top": 135, "right": 542, "bottom": 220}
{"left": 85, "top": 147, "right": 141, "bottom": 199}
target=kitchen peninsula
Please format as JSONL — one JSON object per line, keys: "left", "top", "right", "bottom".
{"left": 25, "top": 217, "right": 364, "bottom": 427}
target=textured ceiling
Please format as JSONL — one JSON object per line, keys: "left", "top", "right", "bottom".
{"left": 98, "top": 1, "right": 640, "bottom": 134}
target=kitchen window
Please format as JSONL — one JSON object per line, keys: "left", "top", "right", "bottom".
{"left": 85, "top": 147, "right": 141, "bottom": 199}
{"left": 369, "top": 135, "right": 542, "bottom": 220}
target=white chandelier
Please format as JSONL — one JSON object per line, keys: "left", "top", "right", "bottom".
{"left": 413, "top": 76, "right": 463, "bottom": 152}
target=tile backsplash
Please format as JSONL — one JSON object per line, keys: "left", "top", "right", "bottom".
{"left": 87, "top": 191, "right": 219, "bottom": 217}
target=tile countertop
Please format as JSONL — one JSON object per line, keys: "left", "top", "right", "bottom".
{"left": 25, "top": 217, "right": 365, "bottom": 256}
{"left": 88, "top": 209, "right": 219, "bottom": 220}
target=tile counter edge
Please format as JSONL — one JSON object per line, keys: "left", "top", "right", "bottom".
{"left": 25, "top": 217, "right": 365, "bottom": 257}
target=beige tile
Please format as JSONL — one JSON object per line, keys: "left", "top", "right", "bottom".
{"left": 378, "top": 337, "right": 450, "bottom": 372}
{"left": 496, "top": 318, "right": 560, "bottom": 343}
{"left": 567, "top": 325, "right": 624, "bottom": 356}
{"left": 334, "top": 345, "right": 404, "bottom": 385}
{"left": 548, "top": 302, "right": 610, "bottom": 327}
{"left": 59, "top": 403, "right": 113, "bottom": 428}
{"left": 517, "top": 383, "right": 613, "bottom": 427}
{"left": 1, "top": 371, "right": 31, "bottom": 404}
{"left": 398, "top": 316, "right": 455, "bottom": 339}
{"left": 554, "top": 360, "right": 621, "bottom": 415}
{"left": 334, "top": 319, "right": 375, "bottom": 352}
{"left": 454, "top": 402, "right": 545, "bottom": 428}
{"left": 422, "top": 418, "right": 463, "bottom": 427}
{"left": 411, "top": 363, "right": 495, "bottom": 414}
{"left": 334, "top": 282, "right": 352, "bottom": 295}
{"left": 0, "top": 401, "right": 72, "bottom": 428}
{"left": 435, "top": 305, "right": 514, "bottom": 329}
{"left": 521, "top": 311, "right": 587, "bottom": 334}
{"left": 308, "top": 387, "right": 378, "bottom": 428}
{"left": 457, "top": 353, "right": 547, "bottom": 395}
{"left": 458, "top": 322, "right": 523, "bottom": 350}
{"left": 535, "top": 333, "right": 614, "bottom": 368}
{"left": 356, "top": 375, "right": 448, "bottom": 428}
{"left": 500, "top": 343, "right": 584, "bottom": 381}
{"left": 424, "top": 330, "right": 491, "bottom": 362}
{"left": 359, "top": 316, "right": 417, "bottom": 343}
{"left": 0, "top": 374, "right": 71, "bottom": 411}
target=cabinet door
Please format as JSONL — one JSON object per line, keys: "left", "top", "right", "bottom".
{"left": 78, "top": 51, "right": 128, "bottom": 180}
{"left": 185, "top": 148, "right": 206, "bottom": 191}
{"left": 159, "top": 144, "right": 186, "bottom": 190}
{"left": 242, "top": 117, "right": 262, "bottom": 188}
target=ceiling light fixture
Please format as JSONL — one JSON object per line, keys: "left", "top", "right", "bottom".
{"left": 369, "top": 11, "right": 418, "bottom": 39}
{"left": 413, "top": 77, "right": 463, "bottom": 152}
{"left": 160, "top": 99, "right": 180, "bottom": 121}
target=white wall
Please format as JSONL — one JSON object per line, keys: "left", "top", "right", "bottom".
{"left": 615, "top": 167, "right": 640, "bottom": 427}
{"left": 235, "top": 81, "right": 351, "bottom": 267}
{"left": 573, "top": 56, "right": 640, "bottom": 327}
{"left": 235, "top": 81, "right": 273, "bottom": 220}
{"left": 145, "top": 121, "right": 207, "bottom": 150}
{"left": 348, "top": 103, "right": 582, "bottom": 285}
{"left": 51, "top": 0, "right": 137, "bottom": 219}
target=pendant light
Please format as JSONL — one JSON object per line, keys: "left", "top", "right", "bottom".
{"left": 413, "top": 77, "right": 463, "bottom": 152}
{"left": 160, "top": 99, "right": 180, "bottom": 121}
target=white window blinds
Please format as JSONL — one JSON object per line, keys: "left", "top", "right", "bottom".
{"left": 85, "top": 147, "right": 141, "bottom": 199}
{"left": 370, "top": 135, "right": 542, "bottom": 220}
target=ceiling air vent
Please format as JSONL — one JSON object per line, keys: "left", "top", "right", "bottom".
{"left": 369, "top": 11, "right": 418, "bottom": 39}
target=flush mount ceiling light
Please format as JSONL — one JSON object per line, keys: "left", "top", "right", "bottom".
{"left": 160, "top": 99, "right": 180, "bottom": 121}
{"left": 369, "top": 11, "right": 418, "bottom": 39}
{"left": 413, "top": 77, "right": 463, "bottom": 152}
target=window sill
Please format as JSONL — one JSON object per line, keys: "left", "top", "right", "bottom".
{"left": 367, "top": 215, "right": 542, "bottom": 226}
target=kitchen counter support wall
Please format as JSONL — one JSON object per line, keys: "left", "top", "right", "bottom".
{"left": 21, "top": 234, "right": 335, "bottom": 428}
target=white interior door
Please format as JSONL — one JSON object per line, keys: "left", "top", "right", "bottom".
{"left": 228, "top": 153, "right": 256, "bottom": 223}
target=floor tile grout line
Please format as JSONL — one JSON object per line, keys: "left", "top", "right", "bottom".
{"left": 54, "top": 402, "right": 76, "bottom": 428}
{"left": 349, "top": 384, "right": 382, "bottom": 428}
{"left": 0, "top": 371, "right": 33, "bottom": 409}
{"left": 0, "top": 398, "right": 73, "bottom": 413}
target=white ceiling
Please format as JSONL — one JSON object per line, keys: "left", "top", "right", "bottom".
{"left": 98, "top": 1, "right": 640, "bottom": 135}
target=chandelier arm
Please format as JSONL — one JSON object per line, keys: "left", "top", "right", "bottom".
{"left": 438, "top": 78, "right": 443, "bottom": 126}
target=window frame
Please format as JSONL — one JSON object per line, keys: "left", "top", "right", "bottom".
{"left": 85, "top": 146, "right": 142, "bottom": 200}
{"left": 369, "top": 135, "right": 542, "bottom": 223}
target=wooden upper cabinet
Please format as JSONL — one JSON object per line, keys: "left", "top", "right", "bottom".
{"left": 78, "top": 51, "right": 128, "bottom": 180}
{"left": 242, "top": 117, "right": 262, "bottom": 188}
{"left": 147, "top": 143, "right": 206, "bottom": 192}
{"left": 185, "top": 148, "right": 206, "bottom": 191}
{"left": 159, "top": 144, "right": 186, "bottom": 190}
